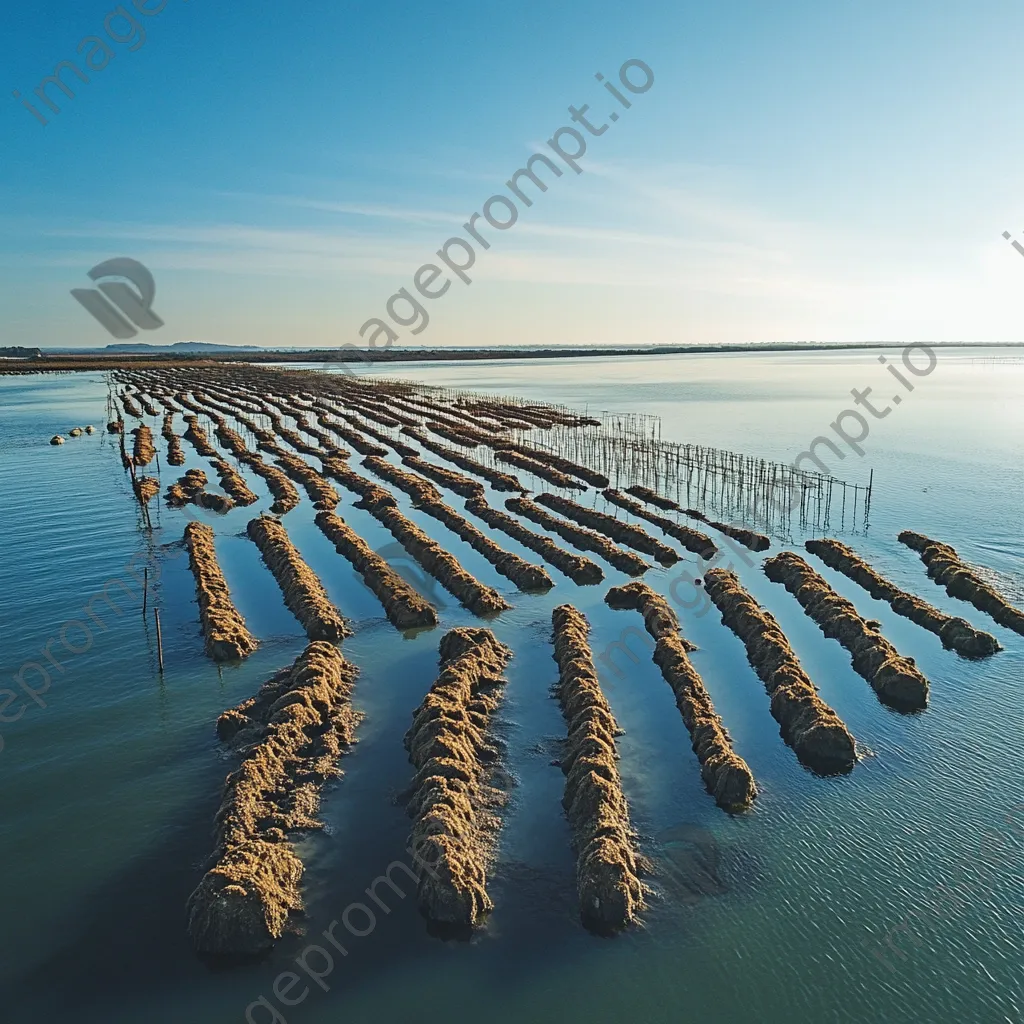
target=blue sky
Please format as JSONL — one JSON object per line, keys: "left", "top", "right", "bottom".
{"left": 3, "top": 0, "right": 1023, "bottom": 349}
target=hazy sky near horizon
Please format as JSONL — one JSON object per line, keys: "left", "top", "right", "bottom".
{"left": 3, "top": 0, "right": 1023, "bottom": 350}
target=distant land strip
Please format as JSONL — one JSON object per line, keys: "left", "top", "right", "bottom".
{"left": 1, "top": 341, "right": 1021, "bottom": 373}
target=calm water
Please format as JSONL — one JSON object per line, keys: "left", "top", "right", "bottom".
{"left": 0, "top": 348, "right": 1021, "bottom": 1024}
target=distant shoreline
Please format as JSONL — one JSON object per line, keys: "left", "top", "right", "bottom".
{"left": 1, "top": 340, "right": 1021, "bottom": 374}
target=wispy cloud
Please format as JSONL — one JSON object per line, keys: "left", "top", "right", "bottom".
{"left": 214, "top": 191, "right": 468, "bottom": 226}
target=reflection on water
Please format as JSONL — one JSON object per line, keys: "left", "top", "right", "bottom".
{"left": 651, "top": 823, "right": 727, "bottom": 906}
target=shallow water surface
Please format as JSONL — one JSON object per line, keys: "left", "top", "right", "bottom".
{"left": 0, "top": 348, "right": 1021, "bottom": 1024}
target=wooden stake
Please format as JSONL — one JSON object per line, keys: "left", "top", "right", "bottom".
{"left": 154, "top": 608, "right": 165, "bottom": 673}
{"left": 142, "top": 567, "right": 148, "bottom": 616}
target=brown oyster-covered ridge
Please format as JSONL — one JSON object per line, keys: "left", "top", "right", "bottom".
{"left": 403, "top": 628, "right": 513, "bottom": 927}
{"left": 183, "top": 521, "right": 259, "bottom": 661}
{"left": 187, "top": 642, "right": 360, "bottom": 958}
{"left": 703, "top": 568, "right": 857, "bottom": 774}
{"left": 551, "top": 604, "right": 645, "bottom": 932}
{"left": 805, "top": 537, "right": 1000, "bottom": 658}
{"left": 605, "top": 581, "right": 757, "bottom": 812}
{"left": 764, "top": 551, "right": 929, "bottom": 712}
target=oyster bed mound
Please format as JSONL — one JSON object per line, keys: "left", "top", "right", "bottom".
{"left": 620, "top": 484, "right": 769, "bottom": 553}
{"left": 551, "top": 604, "right": 645, "bottom": 932}
{"left": 210, "top": 418, "right": 299, "bottom": 514}
{"left": 165, "top": 469, "right": 235, "bottom": 513}
{"left": 537, "top": 492, "right": 680, "bottom": 566}
{"left": 167, "top": 468, "right": 207, "bottom": 504}
{"left": 602, "top": 489, "right": 716, "bottom": 560}
{"left": 764, "top": 551, "right": 929, "bottom": 712}
{"left": 162, "top": 413, "right": 185, "bottom": 466}
{"left": 253, "top": 459, "right": 301, "bottom": 515}
{"left": 184, "top": 521, "right": 259, "bottom": 661}
{"left": 362, "top": 457, "right": 553, "bottom": 593}
{"left": 493, "top": 448, "right": 587, "bottom": 490}
{"left": 492, "top": 440, "right": 609, "bottom": 488}
{"left": 404, "top": 628, "right": 512, "bottom": 927}
{"left": 805, "top": 538, "right": 1000, "bottom": 658}
{"left": 898, "top": 531, "right": 1024, "bottom": 636}
{"left": 402, "top": 454, "right": 485, "bottom": 498}
{"left": 703, "top": 568, "right": 857, "bottom": 774}
{"left": 368, "top": 500, "right": 513, "bottom": 615}
{"left": 507, "top": 496, "right": 651, "bottom": 576}
{"left": 133, "top": 475, "right": 160, "bottom": 504}
{"left": 322, "top": 455, "right": 397, "bottom": 509}
{"left": 268, "top": 448, "right": 339, "bottom": 511}
{"left": 684, "top": 508, "right": 770, "bottom": 552}
{"left": 120, "top": 392, "right": 142, "bottom": 418}
{"left": 605, "top": 582, "right": 757, "bottom": 813}
{"left": 314, "top": 511, "right": 438, "bottom": 630}
{"left": 327, "top": 461, "right": 511, "bottom": 615}
{"left": 211, "top": 458, "right": 259, "bottom": 507}
{"left": 465, "top": 496, "right": 605, "bottom": 585}
{"left": 246, "top": 515, "right": 350, "bottom": 641}
{"left": 403, "top": 428, "right": 524, "bottom": 491}
{"left": 131, "top": 425, "right": 157, "bottom": 466}
{"left": 625, "top": 484, "right": 679, "bottom": 510}
{"left": 183, "top": 416, "right": 218, "bottom": 458}
{"left": 187, "top": 642, "right": 360, "bottom": 958}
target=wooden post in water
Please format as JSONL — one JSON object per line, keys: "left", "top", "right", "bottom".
{"left": 154, "top": 608, "right": 165, "bottom": 673}
{"left": 142, "top": 567, "right": 148, "bottom": 617}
